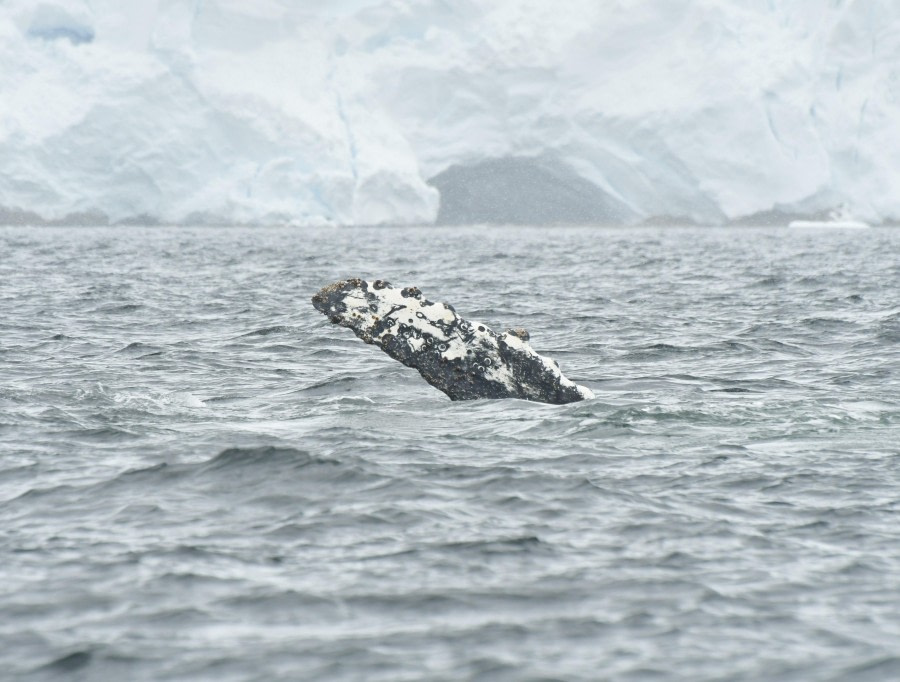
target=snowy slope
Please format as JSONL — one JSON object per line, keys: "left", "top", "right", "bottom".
{"left": 1, "top": 0, "right": 898, "bottom": 225}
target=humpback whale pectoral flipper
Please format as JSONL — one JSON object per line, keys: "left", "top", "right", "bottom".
{"left": 311, "top": 279, "right": 593, "bottom": 405}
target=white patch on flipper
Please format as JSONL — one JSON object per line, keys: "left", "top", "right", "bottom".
{"left": 577, "top": 385, "right": 595, "bottom": 399}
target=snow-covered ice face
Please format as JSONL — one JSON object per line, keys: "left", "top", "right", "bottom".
{"left": 312, "top": 279, "right": 593, "bottom": 404}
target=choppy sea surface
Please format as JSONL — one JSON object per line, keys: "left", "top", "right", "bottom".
{"left": 2, "top": 225, "right": 899, "bottom": 681}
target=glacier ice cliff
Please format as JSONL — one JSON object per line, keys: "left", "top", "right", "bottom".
{"left": 1, "top": 0, "right": 898, "bottom": 226}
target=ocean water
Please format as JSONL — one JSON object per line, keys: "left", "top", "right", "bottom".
{"left": 2, "top": 225, "right": 899, "bottom": 681}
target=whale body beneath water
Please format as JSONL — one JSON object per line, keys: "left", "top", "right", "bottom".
{"left": 311, "top": 278, "right": 593, "bottom": 405}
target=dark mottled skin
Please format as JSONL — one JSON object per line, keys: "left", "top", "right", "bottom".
{"left": 312, "top": 279, "right": 590, "bottom": 404}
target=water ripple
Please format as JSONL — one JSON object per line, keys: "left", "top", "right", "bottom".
{"left": 1, "top": 225, "right": 899, "bottom": 681}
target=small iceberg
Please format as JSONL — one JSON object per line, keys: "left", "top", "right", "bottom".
{"left": 789, "top": 205, "right": 870, "bottom": 229}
